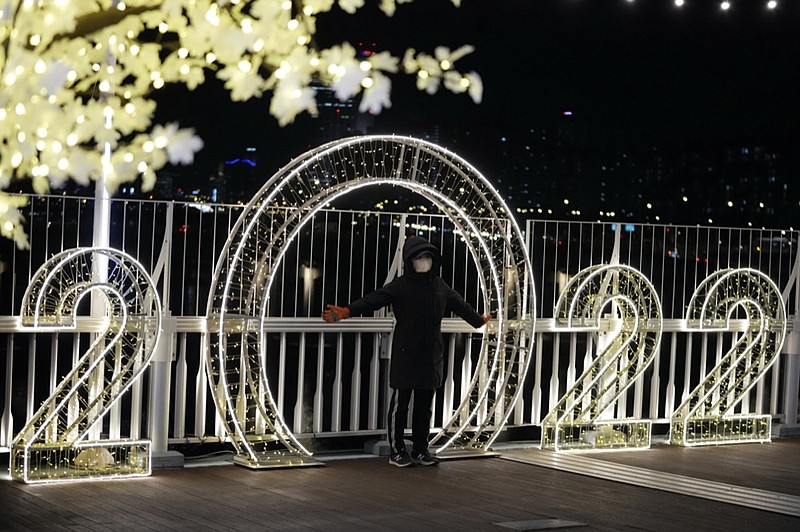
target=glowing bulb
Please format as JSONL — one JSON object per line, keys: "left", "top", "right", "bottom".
{"left": 675, "top": 0, "right": 685, "bottom": 6}
{"left": 275, "top": 62, "right": 291, "bottom": 79}
{"left": 720, "top": 1, "right": 730, "bottom": 10}
{"left": 767, "top": 0, "right": 777, "bottom": 8}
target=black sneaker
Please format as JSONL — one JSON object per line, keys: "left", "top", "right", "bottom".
{"left": 389, "top": 450, "right": 414, "bottom": 468}
{"left": 411, "top": 450, "right": 439, "bottom": 466}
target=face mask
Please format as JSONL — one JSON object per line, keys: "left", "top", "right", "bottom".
{"left": 412, "top": 256, "right": 433, "bottom": 273}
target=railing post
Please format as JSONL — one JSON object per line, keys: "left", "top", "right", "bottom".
{"left": 782, "top": 331, "right": 800, "bottom": 428}
{"left": 778, "top": 232, "right": 800, "bottom": 435}
{"left": 1, "top": 334, "right": 13, "bottom": 448}
{"left": 148, "top": 202, "right": 183, "bottom": 467}
{"left": 150, "top": 329, "right": 181, "bottom": 466}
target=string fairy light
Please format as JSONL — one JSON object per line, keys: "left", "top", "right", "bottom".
{"left": 205, "top": 136, "right": 535, "bottom": 466}
{"left": 623, "top": 0, "right": 784, "bottom": 10}
{"left": 11, "top": 248, "right": 161, "bottom": 483}
{"left": 540, "top": 264, "right": 663, "bottom": 452}
{"left": 671, "top": 268, "right": 786, "bottom": 446}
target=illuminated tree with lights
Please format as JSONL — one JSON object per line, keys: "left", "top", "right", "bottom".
{"left": 0, "top": 0, "right": 482, "bottom": 248}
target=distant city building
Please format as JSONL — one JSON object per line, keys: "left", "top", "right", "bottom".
{"left": 141, "top": 108, "right": 796, "bottom": 230}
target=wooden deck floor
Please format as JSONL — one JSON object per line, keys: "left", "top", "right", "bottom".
{"left": 1, "top": 439, "right": 799, "bottom": 531}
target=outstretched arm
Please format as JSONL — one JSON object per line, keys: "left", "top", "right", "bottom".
{"left": 446, "top": 286, "right": 490, "bottom": 329}
{"left": 322, "top": 281, "right": 398, "bottom": 322}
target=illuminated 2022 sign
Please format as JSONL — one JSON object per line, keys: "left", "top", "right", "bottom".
{"left": 9, "top": 137, "right": 787, "bottom": 482}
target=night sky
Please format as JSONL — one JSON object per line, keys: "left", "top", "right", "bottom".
{"left": 157, "top": 0, "right": 800, "bottom": 176}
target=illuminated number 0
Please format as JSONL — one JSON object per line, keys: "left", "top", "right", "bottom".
{"left": 10, "top": 248, "right": 161, "bottom": 483}
{"left": 541, "top": 264, "right": 663, "bottom": 451}
{"left": 671, "top": 268, "right": 786, "bottom": 445}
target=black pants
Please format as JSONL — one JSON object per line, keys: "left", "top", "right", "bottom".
{"left": 387, "top": 388, "right": 435, "bottom": 454}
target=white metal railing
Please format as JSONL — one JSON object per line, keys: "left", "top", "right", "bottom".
{"left": 1, "top": 194, "right": 798, "bottom": 452}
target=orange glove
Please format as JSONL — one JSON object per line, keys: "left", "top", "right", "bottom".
{"left": 482, "top": 314, "right": 491, "bottom": 325}
{"left": 323, "top": 304, "right": 350, "bottom": 323}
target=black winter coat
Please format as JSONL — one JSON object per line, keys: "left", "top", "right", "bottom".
{"left": 347, "top": 236, "right": 486, "bottom": 389}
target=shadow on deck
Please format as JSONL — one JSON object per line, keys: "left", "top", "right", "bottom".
{"left": 1, "top": 438, "right": 799, "bottom": 531}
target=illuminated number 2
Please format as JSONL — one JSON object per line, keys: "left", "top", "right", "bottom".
{"left": 10, "top": 248, "right": 161, "bottom": 483}
{"left": 671, "top": 268, "right": 786, "bottom": 446}
{"left": 541, "top": 264, "right": 663, "bottom": 451}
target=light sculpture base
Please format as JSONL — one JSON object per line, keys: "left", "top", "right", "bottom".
{"left": 232, "top": 451, "right": 323, "bottom": 470}
{"left": 541, "top": 420, "right": 651, "bottom": 452}
{"left": 10, "top": 440, "right": 151, "bottom": 484}
{"left": 671, "top": 414, "right": 771, "bottom": 446}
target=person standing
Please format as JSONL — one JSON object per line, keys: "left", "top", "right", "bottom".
{"left": 323, "top": 236, "right": 490, "bottom": 467}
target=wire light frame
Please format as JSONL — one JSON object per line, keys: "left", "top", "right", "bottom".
{"left": 10, "top": 248, "right": 161, "bottom": 483}
{"left": 205, "top": 135, "right": 536, "bottom": 468}
{"left": 540, "top": 264, "right": 663, "bottom": 451}
{"left": 671, "top": 268, "right": 787, "bottom": 445}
